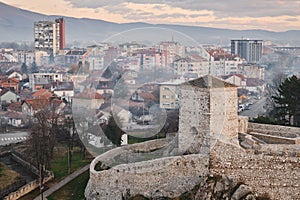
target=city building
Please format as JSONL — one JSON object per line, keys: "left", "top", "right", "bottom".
{"left": 34, "top": 18, "right": 66, "bottom": 55}
{"left": 231, "top": 39, "right": 263, "bottom": 63}
{"left": 29, "top": 72, "right": 64, "bottom": 91}
{"left": 237, "top": 63, "right": 265, "bottom": 80}
{"left": 158, "top": 79, "right": 184, "bottom": 109}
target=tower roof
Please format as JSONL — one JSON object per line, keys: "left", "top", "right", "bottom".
{"left": 181, "top": 75, "right": 237, "bottom": 88}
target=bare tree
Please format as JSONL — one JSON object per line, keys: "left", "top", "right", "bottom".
{"left": 28, "top": 100, "right": 61, "bottom": 198}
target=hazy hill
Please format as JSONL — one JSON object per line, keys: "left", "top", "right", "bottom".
{"left": 1, "top": 2, "right": 299, "bottom": 46}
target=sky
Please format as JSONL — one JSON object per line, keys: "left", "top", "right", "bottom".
{"left": 2, "top": 0, "right": 300, "bottom": 31}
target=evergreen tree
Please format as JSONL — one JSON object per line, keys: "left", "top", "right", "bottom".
{"left": 31, "top": 61, "right": 38, "bottom": 73}
{"left": 272, "top": 75, "right": 300, "bottom": 126}
{"left": 103, "top": 114, "right": 124, "bottom": 146}
{"left": 21, "top": 62, "right": 28, "bottom": 74}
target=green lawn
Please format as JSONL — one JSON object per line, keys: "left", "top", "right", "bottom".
{"left": 19, "top": 146, "right": 91, "bottom": 200}
{"left": 47, "top": 170, "right": 89, "bottom": 200}
{"left": 51, "top": 147, "right": 91, "bottom": 180}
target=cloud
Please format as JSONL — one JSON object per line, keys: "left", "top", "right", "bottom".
{"left": 2, "top": 0, "right": 300, "bottom": 31}
{"left": 65, "top": 0, "right": 300, "bottom": 18}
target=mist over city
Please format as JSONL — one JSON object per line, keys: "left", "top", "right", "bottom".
{"left": 0, "top": 1, "right": 299, "bottom": 200}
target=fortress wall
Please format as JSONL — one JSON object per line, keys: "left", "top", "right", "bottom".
{"left": 249, "top": 132, "right": 300, "bottom": 144}
{"left": 86, "top": 154, "right": 209, "bottom": 200}
{"left": 248, "top": 122, "right": 300, "bottom": 138}
{"left": 256, "top": 144, "right": 300, "bottom": 156}
{"left": 211, "top": 142, "right": 300, "bottom": 200}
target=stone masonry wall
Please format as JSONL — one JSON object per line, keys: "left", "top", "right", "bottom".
{"left": 248, "top": 122, "right": 300, "bottom": 138}
{"left": 86, "top": 154, "right": 209, "bottom": 200}
{"left": 211, "top": 87, "right": 238, "bottom": 142}
{"left": 210, "top": 141, "right": 300, "bottom": 200}
{"left": 178, "top": 85, "right": 210, "bottom": 154}
{"left": 249, "top": 132, "right": 300, "bottom": 144}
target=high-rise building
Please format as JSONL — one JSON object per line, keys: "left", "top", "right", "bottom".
{"left": 231, "top": 39, "right": 263, "bottom": 63}
{"left": 34, "top": 18, "right": 66, "bottom": 55}
{"left": 55, "top": 18, "right": 66, "bottom": 50}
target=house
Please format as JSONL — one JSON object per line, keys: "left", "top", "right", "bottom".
{"left": 73, "top": 90, "right": 105, "bottom": 110}
{"left": 221, "top": 74, "right": 247, "bottom": 88}
{"left": 7, "top": 70, "right": 24, "bottom": 81}
{"left": 0, "top": 89, "right": 20, "bottom": 104}
{"left": 7, "top": 102, "right": 22, "bottom": 113}
{"left": 29, "top": 72, "right": 63, "bottom": 91}
{"left": 32, "top": 88, "right": 56, "bottom": 99}
{"left": 112, "top": 105, "right": 132, "bottom": 125}
{"left": 22, "top": 98, "right": 65, "bottom": 117}
{"left": 51, "top": 81, "right": 74, "bottom": 102}
{"left": 0, "top": 78, "right": 20, "bottom": 92}
{"left": 19, "top": 88, "right": 33, "bottom": 101}
{"left": 6, "top": 112, "right": 23, "bottom": 127}
{"left": 131, "top": 91, "right": 156, "bottom": 103}
{"left": 96, "top": 77, "right": 114, "bottom": 95}
{"left": 237, "top": 64, "right": 265, "bottom": 80}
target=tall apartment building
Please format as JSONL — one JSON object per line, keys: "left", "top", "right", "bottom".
{"left": 231, "top": 39, "right": 263, "bottom": 63}
{"left": 34, "top": 18, "right": 66, "bottom": 55}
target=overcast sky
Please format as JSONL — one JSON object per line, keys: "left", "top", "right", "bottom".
{"left": 2, "top": 0, "right": 300, "bottom": 31}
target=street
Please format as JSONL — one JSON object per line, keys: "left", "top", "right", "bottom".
{"left": 0, "top": 131, "right": 29, "bottom": 146}
{"left": 239, "top": 97, "right": 267, "bottom": 120}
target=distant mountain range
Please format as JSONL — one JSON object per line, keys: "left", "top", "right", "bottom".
{"left": 1, "top": 2, "right": 300, "bottom": 46}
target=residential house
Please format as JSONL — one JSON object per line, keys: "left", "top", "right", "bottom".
{"left": 221, "top": 74, "right": 247, "bottom": 89}
{"left": 131, "top": 91, "right": 157, "bottom": 104}
{"left": 7, "top": 70, "right": 23, "bottom": 81}
{"left": 22, "top": 98, "right": 65, "bottom": 117}
{"left": 29, "top": 72, "right": 63, "bottom": 91}
{"left": 237, "top": 64, "right": 265, "bottom": 80}
{"left": 0, "top": 89, "right": 20, "bottom": 104}
{"left": 6, "top": 112, "right": 23, "bottom": 127}
{"left": 19, "top": 88, "right": 33, "bottom": 101}
{"left": 0, "top": 78, "right": 20, "bottom": 92}
{"left": 52, "top": 81, "right": 74, "bottom": 102}
{"left": 73, "top": 90, "right": 105, "bottom": 110}
{"left": 7, "top": 102, "right": 22, "bottom": 113}
{"left": 32, "top": 88, "right": 56, "bottom": 99}
{"left": 96, "top": 77, "right": 114, "bottom": 95}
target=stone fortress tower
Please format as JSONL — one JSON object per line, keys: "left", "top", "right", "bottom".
{"left": 178, "top": 75, "right": 238, "bottom": 154}
{"left": 85, "top": 75, "right": 300, "bottom": 200}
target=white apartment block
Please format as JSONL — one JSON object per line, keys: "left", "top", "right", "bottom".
{"left": 29, "top": 73, "right": 63, "bottom": 91}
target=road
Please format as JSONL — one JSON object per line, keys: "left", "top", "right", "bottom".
{"left": 0, "top": 131, "right": 29, "bottom": 146}
{"left": 239, "top": 97, "right": 267, "bottom": 120}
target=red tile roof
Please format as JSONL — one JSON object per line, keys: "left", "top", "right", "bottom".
{"left": 75, "top": 90, "right": 105, "bottom": 99}
{"left": 32, "top": 89, "right": 55, "bottom": 99}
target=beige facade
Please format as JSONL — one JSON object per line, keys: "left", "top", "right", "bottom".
{"left": 158, "top": 79, "right": 184, "bottom": 109}
{"left": 173, "top": 57, "right": 209, "bottom": 77}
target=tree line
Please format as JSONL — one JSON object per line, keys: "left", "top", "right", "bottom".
{"left": 256, "top": 75, "right": 300, "bottom": 126}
